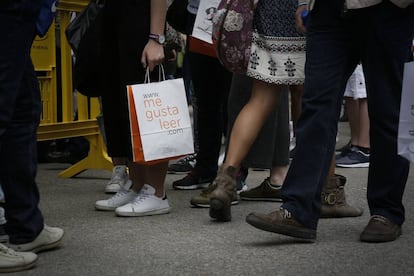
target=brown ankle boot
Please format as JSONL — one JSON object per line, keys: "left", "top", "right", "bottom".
{"left": 209, "top": 166, "right": 239, "bottom": 222}
{"left": 320, "top": 174, "right": 363, "bottom": 218}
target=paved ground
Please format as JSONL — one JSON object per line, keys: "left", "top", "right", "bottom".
{"left": 9, "top": 122, "right": 414, "bottom": 275}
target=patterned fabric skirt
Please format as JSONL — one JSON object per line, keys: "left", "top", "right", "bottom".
{"left": 246, "top": 0, "right": 306, "bottom": 85}
{"left": 246, "top": 32, "right": 306, "bottom": 85}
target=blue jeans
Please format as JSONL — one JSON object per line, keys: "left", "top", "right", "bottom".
{"left": 0, "top": 0, "right": 44, "bottom": 243}
{"left": 281, "top": 0, "right": 414, "bottom": 229}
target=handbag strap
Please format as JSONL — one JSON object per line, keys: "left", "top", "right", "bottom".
{"left": 144, "top": 65, "right": 166, "bottom": 84}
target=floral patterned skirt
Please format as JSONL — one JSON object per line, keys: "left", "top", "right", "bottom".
{"left": 246, "top": 32, "right": 306, "bottom": 85}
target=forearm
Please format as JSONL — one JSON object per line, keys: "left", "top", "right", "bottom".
{"left": 150, "top": 0, "right": 166, "bottom": 35}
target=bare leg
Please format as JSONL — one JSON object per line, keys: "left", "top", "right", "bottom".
{"left": 344, "top": 97, "right": 360, "bottom": 146}
{"left": 356, "top": 98, "right": 370, "bottom": 148}
{"left": 128, "top": 161, "right": 169, "bottom": 197}
{"left": 224, "top": 79, "right": 281, "bottom": 169}
{"left": 269, "top": 165, "right": 289, "bottom": 186}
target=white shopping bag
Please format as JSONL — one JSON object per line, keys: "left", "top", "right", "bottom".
{"left": 127, "top": 68, "right": 194, "bottom": 163}
{"left": 192, "top": 0, "right": 220, "bottom": 43}
{"left": 398, "top": 61, "right": 414, "bottom": 162}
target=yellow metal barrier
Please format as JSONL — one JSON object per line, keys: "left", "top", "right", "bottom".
{"left": 32, "top": 0, "right": 112, "bottom": 177}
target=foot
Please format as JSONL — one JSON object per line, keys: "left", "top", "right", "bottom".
{"left": 105, "top": 165, "right": 130, "bottom": 194}
{"left": 336, "top": 147, "right": 369, "bottom": 168}
{"left": 8, "top": 225, "right": 64, "bottom": 253}
{"left": 209, "top": 166, "right": 238, "bottom": 222}
{"left": 246, "top": 208, "right": 316, "bottom": 240}
{"left": 239, "top": 178, "right": 282, "bottom": 202}
{"left": 190, "top": 182, "right": 239, "bottom": 208}
{"left": 360, "top": 215, "right": 401, "bottom": 243}
{"left": 168, "top": 154, "right": 197, "bottom": 174}
{"left": 172, "top": 171, "right": 215, "bottom": 190}
{"left": 0, "top": 243, "right": 38, "bottom": 273}
{"left": 95, "top": 181, "right": 138, "bottom": 211}
{"left": 115, "top": 184, "right": 170, "bottom": 217}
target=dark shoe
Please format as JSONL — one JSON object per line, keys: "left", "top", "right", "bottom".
{"left": 336, "top": 148, "right": 370, "bottom": 168}
{"left": 320, "top": 174, "right": 363, "bottom": 218}
{"left": 46, "top": 150, "right": 87, "bottom": 164}
{"left": 172, "top": 171, "right": 215, "bottom": 190}
{"left": 209, "top": 166, "right": 238, "bottom": 222}
{"left": 360, "top": 215, "right": 402, "bottom": 243}
{"left": 168, "top": 154, "right": 197, "bottom": 174}
{"left": 335, "top": 140, "right": 352, "bottom": 156}
{"left": 0, "top": 224, "right": 8, "bottom": 243}
{"left": 190, "top": 183, "right": 239, "bottom": 208}
{"left": 246, "top": 208, "right": 316, "bottom": 240}
{"left": 239, "top": 178, "right": 282, "bottom": 202}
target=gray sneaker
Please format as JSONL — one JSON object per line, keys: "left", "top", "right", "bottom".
{"left": 336, "top": 148, "right": 369, "bottom": 168}
{"left": 0, "top": 243, "right": 38, "bottom": 273}
{"left": 105, "top": 165, "right": 129, "bottom": 193}
{"left": 8, "top": 225, "right": 64, "bottom": 253}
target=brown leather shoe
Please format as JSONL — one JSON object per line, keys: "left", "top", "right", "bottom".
{"left": 246, "top": 208, "right": 316, "bottom": 240}
{"left": 360, "top": 215, "right": 402, "bottom": 242}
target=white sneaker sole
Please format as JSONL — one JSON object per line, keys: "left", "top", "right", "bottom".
{"left": 95, "top": 204, "right": 117, "bottom": 211}
{"left": 336, "top": 162, "right": 369, "bottom": 168}
{"left": 115, "top": 207, "right": 171, "bottom": 217}
{"left": 190, "top": 201, "right": 239, "bottom": 208}
{"left": 0, "top": 258, "right": 38, "bottom": 273}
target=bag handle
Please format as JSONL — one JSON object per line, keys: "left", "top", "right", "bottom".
{"left": 144, "top": 65, "right": 166, "bottom": 84}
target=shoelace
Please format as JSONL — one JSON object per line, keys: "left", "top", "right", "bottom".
{"left": 282, "top": 208, "right": 292, "bottom": 219}
{"left": 177, "top": 154, "right": 196, "bottom": 165}
{"left": 108, "top": 190, "right": 130, "bottom": 202}
{"left": 0, "top": 244, "right": 19, "bottom": 256}
{"left": 371, "top": 215, "right": 389, "bottom": 225}
{"left": 130, "top": 193, "right": 151, "bottom": 205}
{"left": 201, "top": 183, "right": 217, "bottom": 195}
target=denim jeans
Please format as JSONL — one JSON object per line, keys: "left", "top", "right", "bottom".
{"left": 281, "top": 0, "right": 414, "bottom": 229}
{"left": 0, "top": 0, "right": 44, "bottom": 243}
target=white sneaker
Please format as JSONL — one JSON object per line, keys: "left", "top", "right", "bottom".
{"left": 0, "top": 243, "right": 38, "bottom": 273}
{"left": 115, "top": 184, "right": 171, "bottom": 217}
{"left": 96, "top": 182, "right": 138, "bottom": 211}
{"left": 105, "top": 165, "right": 129, "bottom": 194}
{"left": 8, "top": 225, "right": 64, "bottom": 253}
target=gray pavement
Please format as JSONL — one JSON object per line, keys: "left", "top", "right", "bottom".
{"left": 10, "top": 122, "right": 414, "bottom": 275}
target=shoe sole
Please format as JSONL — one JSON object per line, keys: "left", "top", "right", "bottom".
{"left": 360, "top": 229, "right": 402, "bottom": 243}
{"left": 336, "top": 162, "right": 369, "bottom": 168}
{"left": 115, "top": 207, "right": 171, "bottom": 217}
{"left": 209, "top": 199, "right": 231, "bottom": 222}
{"left": 104, "top": 189, "right": 120, "bottom": 194}
{"left": 29, "top": 233, "right": 64, "bottom": 253}
{"left": 190, "top": 200, "right": 239, "bottom": 208}
{"left": 95, "top": 205, "right": 117, "bottom": 211}
{"left": 245, "top": 214, "right": 316, "bottom": 241}
{"left": 240, "top": 197, "right": 282, "bottom": 202}
{"left": 167, "top": 170, "right": 192, "bottom": 175}
{"left": 0, "top": 258, "right": 38, "bottom": 273}
{"left": 173, "top": 183, "right": 210, "bottom": 190}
